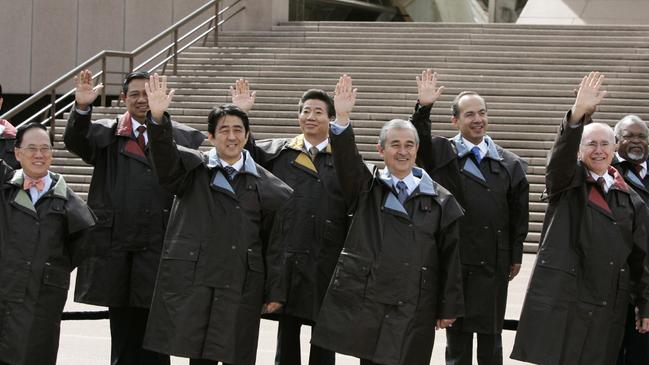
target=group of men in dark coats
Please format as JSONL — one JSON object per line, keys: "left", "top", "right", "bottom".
{"left": 2, "top": 68, "right": 649, "bottom": 365}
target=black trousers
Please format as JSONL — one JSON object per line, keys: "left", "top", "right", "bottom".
{"left": 445, "top": 327, "right": 503, "bottom": 365}
{"left": 617, "top": 303, "right": 649, "bottom": 365}
{"left": 108, "top": 306, "right": 170, "bottom": 365}
{"left": 189, "top": 359, "right": 232, "bottom": 365}
{"left": 275, "top": 315, "right": 335, "bottom": 365}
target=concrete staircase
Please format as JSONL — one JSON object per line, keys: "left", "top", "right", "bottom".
{"left": 51, "top": 22, "right": 649, "bottom": 251}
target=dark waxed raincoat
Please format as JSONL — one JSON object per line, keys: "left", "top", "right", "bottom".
{"left": 64, "top": 107, "right": 205, "bottom": 308}
{"left": 410, "top": 103, "right": 529, "bottom": 334}
{"left": 311, "top": 124, "right": 464, "bottom": 365}
{"left": 247, "top": 135, "right": 347, "bottom": 323}
{"left": 0, "top": 168, "right": 95, "bottom": 365}
{"left": 0, "top": 120, "right": 19, "bottom": 169}
{"left": 142, "top": 112, "right": 292, "bottom": 364}
{"left": 511, "top": 113, "right": 649, "bottom": 365}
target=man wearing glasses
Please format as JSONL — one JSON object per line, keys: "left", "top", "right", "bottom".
{"left": 0, "top": 123, "right": 95, "bottom": 365}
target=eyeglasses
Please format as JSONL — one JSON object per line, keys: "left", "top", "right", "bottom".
{"left": 18, "top": 145, "right": 53, "bottom": 155}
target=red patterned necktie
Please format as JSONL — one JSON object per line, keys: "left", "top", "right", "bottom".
{"left": 136, "top": 125, "right": 146, "bottom": 151}
{"left": 23, "top": 176, "right": 45, "bottom": 192}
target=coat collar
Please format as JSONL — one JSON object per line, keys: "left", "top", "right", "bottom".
{"left": 378, "top": 166, "right": 436, "bottom": 215}
{"left": 452, "top": 133, "right": 501, "bottom": 161}
{"left": 115, "top": 112, "right": 134, "bottom": 137}
{"left": 8, "top": 170, "right": 67, "bottom": 212}
{"left": 286, "top": 134, "right": 332, "bottom": 175}
{"left": 207, "top": 148, "right": 259, "bottom": 195}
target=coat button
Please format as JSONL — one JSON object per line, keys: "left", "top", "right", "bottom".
{"left": 621, "top": 268, "right": 626, "bottom": 272}
{"left": 231, "top": 246, "right": 236, "bottom": 250}
{"left": 609, "top": 261, "right": 614, "bottom": 265}
{"left": 483, "top": 226, "right": 488, "bottom": 230}
{"left": 602, "top": 301, "right": 607, "bottom": 306}
{"left": 189, "top": 251, "right": 194, "bottom": 256}
{"left": 333, "top": 279, "right": 339, "bottom": 286}
{"left": 385, "top": 314, "right": 390, "bottom": 319}
{"left": 235, "top": 206, "right": 240, "bottom": 209}
{"left": 397, "top": 301, "right": 403, "bottom": 305}
{"left": 588, "top": 311, "right": 593, "bottom": 316}
{"left": 214, "top": 297, "right": 219, "bottom": 302}
{"left": 480, "top": 261, "right": 485, "bottom": 265}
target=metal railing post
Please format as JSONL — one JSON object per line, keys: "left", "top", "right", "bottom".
{"left": 49, "top": 89, "right": 57, "bottom": 142}
{"left": 213, "top": 1, "right": 220, "bottom": 47}
{"left": 101, "top": 56, "right": 107, "bottom": 106}
{"left": 129, "top": 56, "right": 134, "bottom": 73}
{"left": 173, "top": 29, "right": 179, "bottom": 75}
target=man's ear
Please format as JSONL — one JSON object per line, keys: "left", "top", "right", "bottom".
{"left": 376, "top": 143, "right": 384, "bottom": 158}
{"left": 451, "top": 116, "right": 458, "bottom": 126}
{"left": 120, "top": 92, "right": 126, "bottom": 102}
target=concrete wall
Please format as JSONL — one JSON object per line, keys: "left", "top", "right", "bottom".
{"left": 0, "top": 0, "right": 238, "bottom": 94}
{"left": 518, "top": 0, "right": 649, "bottom": 25}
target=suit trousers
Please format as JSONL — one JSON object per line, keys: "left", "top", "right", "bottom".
{"left": 189, "top": 359, "right": 232, "bottom": 365}
{"left": 445, "top": 327, "right": 502, "bottom": 365}
{"left": 275, "top": 315, "right": 335, "bottom": 365}
{"left": 617, "top": 303, "right": 649, "bottom": 365}
{"left": 109, "top": 306, "right": 170, "bottom": 365}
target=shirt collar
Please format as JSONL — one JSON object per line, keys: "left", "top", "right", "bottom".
{"left": 384, "top": 170, "right": 420, "bottom": 194}
{"left": 589, "top": 170, "right": 614, "bottom": 192}
{"left": 461, "top": 136, "right": 488, "bottom": 156}
{"left": 132, "top": 118, "right": 145, "bottom": 133}
{"left": 219, "top": 153, "right": 245, "bottom": 172}
{"left": 303, "top": 138, "right": 329, "bottom": 153}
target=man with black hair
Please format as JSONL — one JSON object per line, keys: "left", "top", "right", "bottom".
{"left": 64, "top": 69, "right": 205, "bottom": 365}
{"left": 231, "top": 79, "right": 347, "bottom": 365}
{"left": 0, "top": 123, "right": 95, "bottom": 365}
{"left": 0, "top": 84, "right": 19, "bottom": 169}
{"left": 409, "top": 69, "right": 529, "bottom": 365}
{"left": 141, "top": 74, "right": 292, "bottom": 365}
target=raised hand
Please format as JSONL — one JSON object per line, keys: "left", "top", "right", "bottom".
{"left": 436, "top": 318, "right": 456, "bottom": 330}
{"left": 416, "top": 69, "right": 445, "bottom": 106}
{"left": 230, "top": 78, "right": 256, "bottom": 113}
{"left": 334, "top": 74, "right": 357, "bottom": 125}
{"left": 263, "top": 301, "right": 282, "bottom": 314}
{"left": 74, "top": 69, "right": 103, "bottom": 110}
{"left": 144, "top": 73, "right": 175, "bottom": 121}
{"left": 569, "top": 71, "right": 607, "bottom": 124}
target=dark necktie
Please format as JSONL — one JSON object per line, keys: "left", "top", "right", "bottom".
{"left": 396, "top": 180, "right": 408, "bottom": 205}
{"left": 634, "top": 164, "right": 644, "bottom": 178}
{"left": 471, "top": 146, "right": 482, "bottom": 164}
{"left": 308, "top": 146, "right": 319, "bottom": 160}
{"left": 223, "top": 166, "right": 237, "bottom": 181}
{"left": 136, "top": 125, "right": 146, "bottom": 151}
{"left": 597, "top": 176, "right": 607, "bottom": 196}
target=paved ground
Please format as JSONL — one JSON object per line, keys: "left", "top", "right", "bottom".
{"left": 57, "top": 254, "right": 537, "bottom": 364}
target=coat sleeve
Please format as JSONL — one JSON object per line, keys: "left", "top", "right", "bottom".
{"left": 409, "top": 103, "right": 465, "bottom": 205}
{"left": 146, "top": 111, "right": 203, "bottom": 196}
{"left": 629, "top": 200, "right": 649, "bottom": 317}
{"left": 329, "top": 124, "right": 374, "bottom": 211}
{"left": 0, "top": 159, "right": 12, "bottom": 181}
{"left": 258, "top": 171, "right": 294, "bottom": 304}
{"left": 64, "top": 191, "right": 97, "bottom": 267}
{"left": 436, "top": 194, "right": 465, "bottom": 319}
{"left": 63, "top": 107, "right": 106, "bottom": 165}
{"left": 507, "top": 156, "right": 530, "bottom": 264}
{"left": 545, "top": 111, "right": 589, "bottom": 197}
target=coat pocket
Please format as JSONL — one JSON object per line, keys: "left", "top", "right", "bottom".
{"left": 331, "top": 251, "right": 370, "bottom": 291}
{"left": 42, "top": 265, "right": 71, "bottom": 290}
{"left": 0, "top": 260, "right": 31, "bottom": 302}
{"left": 159, "top": 238, "right": 200, "bottom": 293}
{"left": 89, "top": 209, "right": 113, "bottom": 256}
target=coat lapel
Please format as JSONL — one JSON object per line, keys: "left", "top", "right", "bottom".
{"left": 207, "top": 148, "right": 259, "bottom": 200}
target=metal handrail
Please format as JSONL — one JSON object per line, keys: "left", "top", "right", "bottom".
{"left": 1, "top": 0, "right": 244, "bottom": 139}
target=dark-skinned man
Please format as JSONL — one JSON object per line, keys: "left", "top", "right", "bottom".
{"left": 311, "top": 75, "right": 464, "bottom": 365}
{"left": 140, "top": 74, "right": 292, "bottom": 365}
{"left": 612, "top": 114, "right": 649, "bottom": 365}
{"left": 231, "top": 79, "right": 347, "bottom": 365}
{"left": 408, "top": 69, "right": 529, "bottom": 365}
{"left": 64, "top": 69, "right": 205, "bottom": 365}
{"left": 511, "top": 72, "right": 649, "bottom": 365}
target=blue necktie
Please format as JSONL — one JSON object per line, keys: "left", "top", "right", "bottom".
{"left": 396, "top": 180, "right": 408, "bottom": 205}
{"left": 471, "top": 146, "right": 482, "bottom": 164}
{"left": 223, "top": 166, "right": 237, "bottom": 181}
